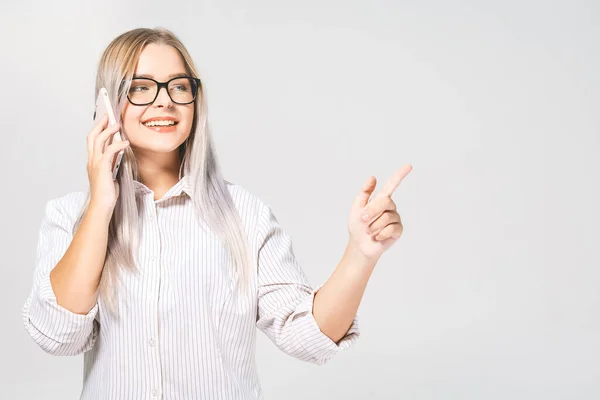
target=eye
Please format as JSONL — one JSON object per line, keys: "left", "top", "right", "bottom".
{"left": 131, "top": 85, "right": 149, "bottom": 92}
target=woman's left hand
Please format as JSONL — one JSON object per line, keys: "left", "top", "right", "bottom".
{"left": 348, "top": 164, "right": 412, "bottom": 262}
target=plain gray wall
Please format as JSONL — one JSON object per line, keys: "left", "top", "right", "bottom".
{"left": 2, "top": 0, "right": 599, "bottom": 399}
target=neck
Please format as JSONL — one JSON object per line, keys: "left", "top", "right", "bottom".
{"left": 135, "top": 148, "right": 182, "bottom": 200}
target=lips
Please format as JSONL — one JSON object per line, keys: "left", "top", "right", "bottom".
{"left": 143, "top": 124, "right": 178, "bottom": 133}
{"left": 143, "top": 121, "right": 179, "bottom": 127}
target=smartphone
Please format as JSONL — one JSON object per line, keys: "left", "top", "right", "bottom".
{"left": 93, "top": 87, "right": 124, "bottom": 180}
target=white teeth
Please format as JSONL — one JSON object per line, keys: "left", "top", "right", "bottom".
{"left": 144, "top": 120, "right": 176, "bottom": 127}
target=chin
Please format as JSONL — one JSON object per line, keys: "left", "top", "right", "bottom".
{"left": 131, "top": 138, "right": 186, "bottom": 154}
{"left": 150, "top": 141, "right": 185, "bottom": 153}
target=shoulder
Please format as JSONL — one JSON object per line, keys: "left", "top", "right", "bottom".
{"left": 43, "top": 190, "right": 89, "bottom": 222}
{"left": 223, "top": 180, "right": 269, "bottom": 215}
{"left": 222, "top": 180, "right": 274, "bottom": 233}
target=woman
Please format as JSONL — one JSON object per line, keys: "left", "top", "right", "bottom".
{"left": 22, "top": 27, "right": 410, "bottom": 399}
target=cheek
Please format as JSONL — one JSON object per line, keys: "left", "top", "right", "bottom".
{"left": 122, "top": 111, "right": 145, "bottom": 138}
{"left": 182, "top": 108, "right": 195, "bottom": 129}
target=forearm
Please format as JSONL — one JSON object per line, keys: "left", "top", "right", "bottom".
{"left": 49, "top": 202, "right": 111, "bottom": 314}
{"left": 313, "top": 241, "right": 378, "bottom": 343}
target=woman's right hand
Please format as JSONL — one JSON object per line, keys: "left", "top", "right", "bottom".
{"left": 86, "top": 114, "right": 130, "bottom": 215}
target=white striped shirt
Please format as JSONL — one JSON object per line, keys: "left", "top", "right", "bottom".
{"left": 21, "top": 176, "right": 360, "bottom": 399}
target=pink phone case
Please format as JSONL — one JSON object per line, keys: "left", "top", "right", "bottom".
{"left": 93, "top": 87, "right": 124, "bottom": 180}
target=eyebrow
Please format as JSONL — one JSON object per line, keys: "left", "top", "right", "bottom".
{"left": 133, "top": 73, "right": 189, "bottom": 79}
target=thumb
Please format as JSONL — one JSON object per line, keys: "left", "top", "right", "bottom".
{"left": 354, "top": 176, "right": 377, "bottom": 209}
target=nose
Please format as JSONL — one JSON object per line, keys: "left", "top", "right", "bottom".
{"left": 153, "top": 86, "right": 173, "bottom": 108}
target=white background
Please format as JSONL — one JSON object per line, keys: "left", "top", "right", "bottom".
{"left": 1, "top": 0, "right": 599, "bottom": 399}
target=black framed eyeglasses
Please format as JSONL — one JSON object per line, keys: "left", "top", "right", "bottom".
{"left": 124, "top": 76, "right": 201, "bottom": 106}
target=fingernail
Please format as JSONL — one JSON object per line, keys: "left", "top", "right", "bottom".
{"left": 361, "top": 213, "right": 369, "bottom": 221}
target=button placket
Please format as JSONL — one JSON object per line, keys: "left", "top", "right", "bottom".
{"left": 148, "top": 202, "right": 159, "bottom": 263}
{"left": 146, "top": 196, "right": 162, "bottom": 399}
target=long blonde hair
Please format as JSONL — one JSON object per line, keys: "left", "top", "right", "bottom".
{"left": 73, "top": 27, "right": 252, "bottom": 314}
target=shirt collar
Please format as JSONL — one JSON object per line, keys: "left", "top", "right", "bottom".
{"left": 133, "top": 175, "right": 192, "bottom": 200}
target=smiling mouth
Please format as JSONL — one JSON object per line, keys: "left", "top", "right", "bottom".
{"left": 142, "top": 121, "right": 179, "bottom": 127}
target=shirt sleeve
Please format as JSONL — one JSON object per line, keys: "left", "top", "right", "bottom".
{"left": 255, "top": 205, "right": 360, "bottom": 365}
{"left": 21, "top": 197, "right": 99, "bottom": 356}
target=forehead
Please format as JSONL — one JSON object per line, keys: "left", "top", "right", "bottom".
{"left": 134, "top": 43, "right": 187, "bottom": 80}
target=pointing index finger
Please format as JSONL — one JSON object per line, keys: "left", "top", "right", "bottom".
{"left": 381, "top": 164, "right": 412, "bottom": 197}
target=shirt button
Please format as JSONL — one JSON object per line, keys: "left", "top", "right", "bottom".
{"left": 151, "top": 255, "right": 157, "bottom": 262}
{"left": 152, "top": 388, "right": 159, "bottom": 396}
{"left": 148, "top": 338, "right": 155, "bottom": 347}
{"left": 149, "top": 215, "right": 156, "bottom": 222}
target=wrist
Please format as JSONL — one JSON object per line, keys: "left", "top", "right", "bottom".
{"left": 87, "top": 201, "right": 114, "bottom": 225}
{"left": 344, "top": 241, "right": 379, "bottom": 271}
